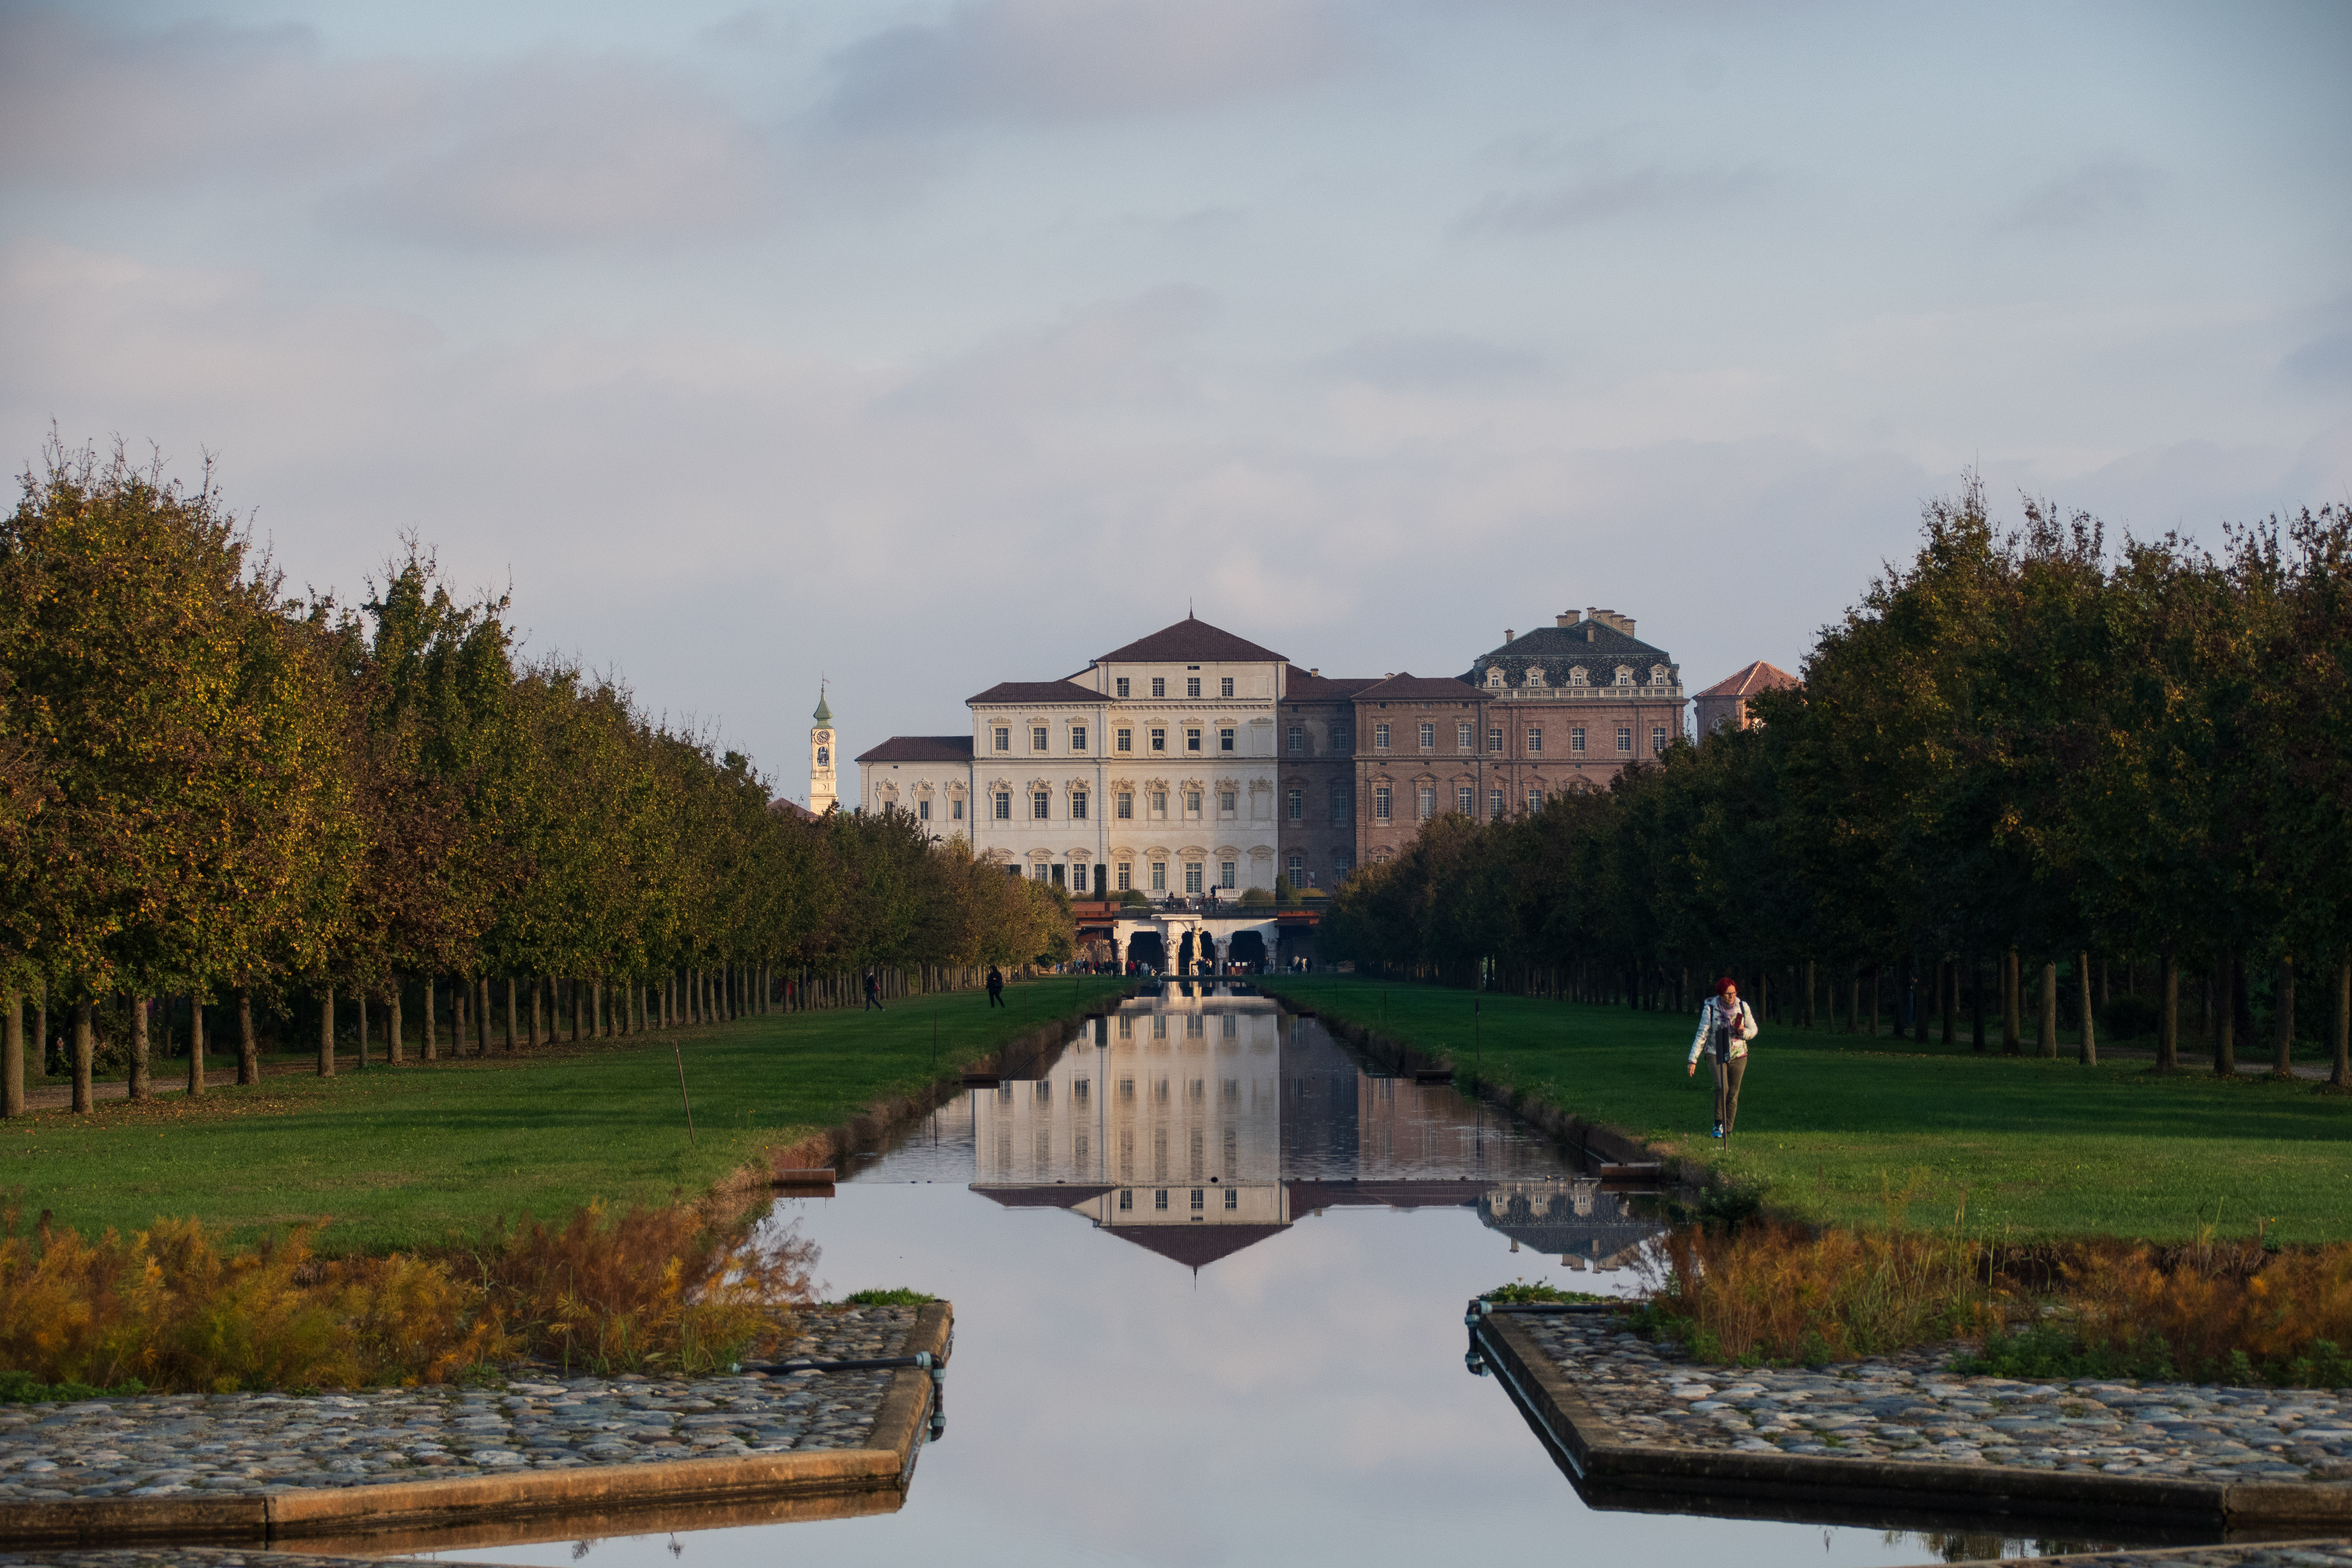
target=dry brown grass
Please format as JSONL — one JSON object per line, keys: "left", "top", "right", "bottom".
{"left": 0, "top": 1197, "right": 814, "bottom": 1393}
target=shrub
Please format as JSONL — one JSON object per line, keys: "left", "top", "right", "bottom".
{"left": 1273, "top": 875, "right": 1295, "bottom": 906}
{"left": 1238, "top": 887, "right": 1273, "bottom": 907}
{"left": 1117, "top": 887, "right": 1150, "bottom": 908}
{"left": 842, "top": 1288, "right": 935, "bottom": 1305}
{"left": 1483, "top": 1282, "right": 1605, "bottom": 1304}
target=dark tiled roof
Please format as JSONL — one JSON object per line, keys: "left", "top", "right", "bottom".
{"left": 1284, "top": 671, "right": 1380, "bottom": 700}
{"left": 1102, "top": 1222, "right": 1290, "bottom": 1271}
{"left": 1353, "top": 673, "right": 1484, "bottom": 704}
{"left": 1696, "top": 660, "right": 1800, "bottom": 699}
{"left": 769, "top": 798, "right": 822, "bottom": 822}
{"left": 1462, "top": 619, "right": 1676, "bottom": 689}
{"left": 965, "top": 680, "right": 1100, "bottom": 706}
{"left": 1282, "top": 1180, "right": 1481, "bottom": 1211}
{"left": 855, "top": 735, "right": 974, "bottom": 763}
{"left": 971, "top": 1185, "right": 1113, "bottom": 1209}
{"left": 1100, "top": 616, "right": 1286, "bottom": 665}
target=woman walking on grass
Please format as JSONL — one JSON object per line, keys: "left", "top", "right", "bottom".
{"left": 1686, "top": 976, "right": 1758, "bottom": 1140}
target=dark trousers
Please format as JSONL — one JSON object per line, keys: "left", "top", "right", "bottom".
{"left": 988, "top": 989, "right": 1005, "bottom": 1008}
{"left": 864, "top": 993, "right": 882, "bottom": 1011}
{"left": 1712, "top": 1054, "right": 1747, "bottom": 1133}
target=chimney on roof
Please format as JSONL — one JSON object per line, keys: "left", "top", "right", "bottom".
{"left": 1309, "top": 667, "right": 1320, "bottom": 677}
{"left": 1504, "top": 629, "right": 1515, "bottom": 644}
{"left": 1556, "top": 611, "right": 1575, "bottom": 627}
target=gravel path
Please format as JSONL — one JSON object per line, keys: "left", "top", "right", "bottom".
{"left": 0, "top": 1307, "right": 916, "bottom": 1503}
{"left": 1519, "top": 1312, "right": 2352, "bottom": 1485}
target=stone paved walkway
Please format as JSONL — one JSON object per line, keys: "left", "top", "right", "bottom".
{"left": 1519, "top": 1312, "right": 2352, "bottom": 1485}
{"left": 0, "top": 1307, "right": 915, "bottom": 1503}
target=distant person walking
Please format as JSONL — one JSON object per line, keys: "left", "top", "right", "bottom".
{"left": 1686, "top": 977, "right": 1758, "bottom": 1139}
{"left": 863, "top": 972, "right": 883, "bottom": 1011}
{"left": 986, "top": 966, "right": 1005, "bottom": 1008}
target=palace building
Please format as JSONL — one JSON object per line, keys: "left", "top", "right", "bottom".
{"left": 855, "top": 610, "right": 1690, "bottom": 893}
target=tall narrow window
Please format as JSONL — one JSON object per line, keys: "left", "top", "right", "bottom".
{"left": 1286, "top": 852, "right": 1304, "bottom": 882}
{"left": 1527, "top": 788, "right": 1542, "bottom": 813}
{"left": 1457, "top": 787, "right": 1474, "bottom": 814}
{"left": 1374, "top": 723, "right": 1391, "bottom": 749}
{"left": 1219, "top": 789, "right": 1236, "bottom": 815}
{"left": 1116, "top": 727, "right": 1132, "bottom": 752}
{"left": 917, "top": 798, "right": 931, "bottom": 821}
{"left": 1374, "top": 785, "right": 1392, "bottom": 821}
{"left": 1487, "top": 727, "right": 1504, "bottom": 754}
{"left": 1116, "top": 862, "right": 1132, "bottom": 891}
{"left": 1116, "top": 677, "right": 1130, "bottom": 698}
{"left": 994, "top": 791, "right": 1012, "bottom": 819}
{"left": 953, "top": 798, "right": 965, "bottom": 820}
{"left": 1152, "top": 790, "right": 1167, "bottom": 817}
{"left": 1286, "top": 789, "right": 1302, "bottom": 821}
{"left": 1219, "top": 727, "right": 1235, "bottom": 752}
{"left": 1652, "top": 726, "right": 1669, "bottom": 752}
{"left": 1187, "top": 677, "right": 1202, "bottom": 697}
{"left": 1032, "top": 792, "right": 1051, "bottom": 819}
{"left": 1457, "top": 721, "right": 1473, "bottom": 750}
{"left": 1489, "top": 788, "right": 1505, "bottom": 819}
{"left": 1221, "top": 676, "right": 1234, "bottom": 697}
{"left": 1186, "top": 789, "right": 1202, "bottom": 816}
{"left": 1617, "top": 727, "right": 1633, "bottom": 753}
{"left": 1184, "top": 863, "right": 1203, "bottom": 893}
{"left": 1527, "top": 727, "right": 1543, "bottom": 754}
{"left": 1330, "top": 785, "right": 1349, "bottom": 825}
{"left": 1418, "top": 722, "right": 1435, "bottom": 749}
{"left": 1333, "top": 724, "right": 1353, "bottom": 752}
{"left": 1288, "top": 725, "right": 1304, "bottom": 753}
{"left": 1031, "top": 726, "right": 1048, "bottom": 751}
{"left": 1417, "top": 786, "right": 1435, "bottom": 819}
{"left": 1117, "top": 792, "right": 1133, "bottom": 819}
{"left": 1150, "top": 860, "right": 1166, "bottom": 891}
{"left": 1570, "top": 727, "right": 1587, "bottom": 753}
{"left": 1152, "top": 677, "right": 1166, "bottom": 697}
{"left": 1071, "top": 791, "right": 1089, "bottom": 819}
{"left": 1186, "top": 727, "right": 1202, "bottom": 752}
{"left": 1333, "top": 849, "right": 1353, "bottom": 878}
{"left": 1219, "top": 861, "right": 1236, "bottom": 890}
{"left": 994, "top": 726, "right": 1010, "bottom": 751}
{"left": 1071, "top": 725, "right": 1087, "bottom": 751}
{"left": 1151, "top": 727, "right": 1166, "bottom": 751}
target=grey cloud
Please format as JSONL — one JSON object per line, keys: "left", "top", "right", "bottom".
{"left": 327, "top": 57, "right": 776, "bottom": 248}
{"left": 1461, "top": 163, "right": 1765, "bottom": 234}
{"left": 823, "top": 0, "right": 1347, "bottom": 132}
{"left": 2001, "top": 158, "right": 2163, "bottom": 231}
{"left": 1320, "top": 333, "right": 1544, "bottom": 388}
{"left": 890, "top": 285, "right": 1219, "bottom": 414}
{"left": 0, "top": 7, "right": 432, "bottom": 183}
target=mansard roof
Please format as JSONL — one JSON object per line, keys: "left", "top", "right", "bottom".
{"left": 856, "top": 735, "right": 975, "bottom": 763}
{"left": 1462, "top": 616, "right": 1676, "bottom": 687}
{"left": 1100, "top": 615, "right": 1286, "bottom": 665}
{"left": 1353, "top": 673, "right": 1484, "bottom": 704}
{"left": 1102, "top": 1222, "right": 1290, "bottom": 1271}
{"left": 1283, "top": 671, "right": 1380, "bottom": 700}
{"left": 1696, "top": 660, "right": 1800, "bottom": 699}
{"left": 965, "top": 680, "right": 1100, "bottom": 706}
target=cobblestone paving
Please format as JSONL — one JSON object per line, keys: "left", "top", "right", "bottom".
{"left": 1518, "top": 1313, "right": 2352, "bottom": 1485}
{"left": 0, "top": 1307, "right": 915, "bottom": 1503}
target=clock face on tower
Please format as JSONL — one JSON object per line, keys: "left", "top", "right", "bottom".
{"left": 816, "top": 730, "right": 831, "bottom": 744}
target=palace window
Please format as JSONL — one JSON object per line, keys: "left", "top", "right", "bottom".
{"left": 1050, "top": 864, "right": 1064, "bottom": 888}
{"left": 1032, "top": 792, "right": 1051, "bottom": 819}
{"left": 1418, "top": 722, "right": 1435, "bottom": 749}
{"left": 1570, "top": 727, "right": 1586, "bottom": 753}
{"left": 1617, "top": 727, "right": 1633, "bottom": 752}
{"left": 917, "top": 799, "right": 931, "bottom": 821}
{"left": 1154, "top": 1189, "right": 1168, "bottom": 1211}
{"left": 1333, "top": 849, "right": 1353, "bottom": 878}
{"left": 1457, "top": 786, "right": 1475, "bottom": 814}
{"left": 1487, "top": 727, "right": 1504, "bottom": 754}
{"left": 1220, "top": 789, "right": 1236, "bottom": 816}
{"left": 1071, "top": 725, "right": 1087, "bottom": 751}
{"left": 1287, "top": 852, "right": 1304, "bottom": 882}
{"left": 1190, "top": 1187, "right": 1205, "bottom": 1211}
{"left": 1457, "top": 721, "right": 1473, "bottom": 750}
{"left": 1152, "top": 677, "right": 1166, "bottom": 697}
{"left": 1652, "top": 666, "right": 1669, "bottom": 686}
{"left": 1034, "top": 863, "right": 1051, "bottom": 882}
{"left": 1333, "top": 724, "right": 1353, "bottom": 751}
{"left": 1374, "top": 723, "right": 1390, "bottom": 749}
{"left": 1287, "top": 725, "right": 1304, "bottom": 753}
{"left": 952, "top": 798, "right": 965, "bottom": 821}
{"left": 1330, "top": 784, "right": 1350, "bottom": 825}
{"left": 1152, "top": 790, "right": 1168, "bottom": 817}
{"left": 1151, "top": 860, "right": 1166, "bottom": 891}
{"left": 1489, "top": 788, "right": 1505, "bottom": 819}
{"left": 1616, "top": 667, "right": 1633, "bottom": 686}
{"left": 1527, "top": 788, "right": 1542, "bottom": 813}
{"left": 1186, "top": 789, "right": 1203, "bottom": 817}
{"left": 1286, "top": 789, "right": 1302, "bottom": 821}
{"left": 1569, "top": 667, "right": 1587, "bottom": 686}
{"left": 1116, "top": 862, "right": 1132, "bottom": 891}
{"left": 1185, "top": 863, "right": 1203, "bottom": 894}
{"left": 994, "top": 726, "right": 1010, "bottom": 751}
{"left": 1224, "top": 1186, "right": 1239, "bottom": 1211}
{"left": 1187, "top": 677, "right": 1201, "bottom": 697}
{"left": 1117, "top": 792, "right": 1133, "bottom": 819}
{"left": 1119, "top": 1189, "right": 1132, "bottom": 1211}
{"left": 1527, "top": 727, "right": 1543, "bottom": 754}
{"left": 1485, "top": 667, "right": 1505, "bottom": 689}
{"left": 1186, "top": 727, "right": 1202, "bottom": 752}
{"left": 1117, "top": 728, "right": 1132, "bottom": 752}
{"left": 1525, "top": 667, "right": 1546, "bottom": 687}
{"left": 994, "top": 791, "right": 1012, "bottom": 819}
{"left": 1220, "top": 861, "right": 1236, "bottom": 890}
{"left": 1652, "top": 726, "right": 1669, "bottom": 753}
{"left": 1222, "top": 677, "right": 1235, "bottom": 697}
{"left": 1116, "top": 678, "right": 1130, "bottom": 698}
{"left": 1417, "top": 786, "right": 1435, "bottom": 819}
{"left": 1151, "top": 727, "right": 1167, "bottom": 752}
{"left": 1219, "top": 727, "right": 1235, "bottom": 752}
{"left": 1072, "top": 791, "right": 1089, "bottom": 820}
{"left": 1374, "top": 785, "right": 1392, "bottom": 822}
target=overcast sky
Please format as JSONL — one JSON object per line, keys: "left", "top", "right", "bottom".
{"left": 5, "top": 1, "right": 2347, "bottom": 805}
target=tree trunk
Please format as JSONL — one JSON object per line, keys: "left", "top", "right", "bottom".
{"left": 318, "top": 986, "right": 335, "bottom": 1076}
{"left": 389, "top": 980, "right": 404, "bottom": 1067}
{"left": 476, "top": 977, "right": 492, "bottom": 1056}
{"left": 129, "top": 994, "right": 152, "bottom": 1101}
{"left": 2158, "top": 954, "right": 2180, "bottom": 1071}
{"left": 355, "top": 993, "right": 367, "bottom": 1073}
{"left": 189, "top": 994, "right": 207, "bottom": 1094}
{"left": 2077, "top": 951, "right": 2097, "bottom": 1066}
{"left": 35, "top": 981, "right": 48, "bottom": 1080}
{"left": 504, "top": 977, "right": 517, "bottom": 1053}
{"left": 73, "top": 1000, "right": 95, "bottom": 1112}
{"left": 2001, "top": 949, "right": 2021, "bottom": 1054}
{"left": 1941, "top": 959, "right": 1957, "bottom": 1047}
{"left": 2, "top": 987, "right": 21, "bottom": 1117}
{"left": 1969, "top": 956, "right": 1985, "bottom": 1051}
{"left": 423, "top": 977, "right": 439, "bottom": 1062}
{"left": 2038, "top": 960, "right": 2058, "bottom": 1059}
{"left": 2332, "top": 953, "right": 2349, "bottom": 1090}
{"left": 2212, "top": 948, "right": 2234, "bottom": 1077}
{"left": 239, "top": 987, "right": 259, "bottom": 1083}
{"left": 2275, "top": 955, "right": 2295, "bottom": 1075}
{"left": 530, "top": 979, "right": 542, "bottom": 1048}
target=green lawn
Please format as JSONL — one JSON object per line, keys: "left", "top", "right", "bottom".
{"left": 1263, "top": 975, "right": 2351, "bottom": 1244}
{"left": 4, "top": 977, "right": 1127, "bottom": 1253}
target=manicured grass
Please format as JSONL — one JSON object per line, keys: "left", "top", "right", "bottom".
{"left": 1263, "top": 975, "right": 2351, "bottom": 1244}
{"left": 4, "top": 977, "right": 1127, "bottom": 1254}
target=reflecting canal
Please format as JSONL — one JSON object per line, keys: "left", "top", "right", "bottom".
{"left": 433, "top": 985, "right": 2077, "bottom": 1568}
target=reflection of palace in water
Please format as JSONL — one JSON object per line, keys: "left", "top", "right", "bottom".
{"left": 969, "top": 986, "right": 1663, "bottom": 1273}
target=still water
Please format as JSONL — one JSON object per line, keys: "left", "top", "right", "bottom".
{"left": 433, "top": 987, "right": 2058, "bottom": 1568}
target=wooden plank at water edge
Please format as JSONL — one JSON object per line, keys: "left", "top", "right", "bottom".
{"left": 773, "top": 1168, "right": 836, "bottom": 1188}
{"left": 1412, "top": 1067, "right": 1456, "bottom": 1084}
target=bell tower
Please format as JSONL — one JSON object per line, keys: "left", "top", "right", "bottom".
{"left": 809, "top": 683, "right": 838, "bottom": 815}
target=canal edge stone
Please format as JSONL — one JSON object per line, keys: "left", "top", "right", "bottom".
{"left": 1475, "top": 1312, "right": 2352, "bottom": 1534}
{"left": 0, "top": 1303, "right": 953, "bottom": 1549}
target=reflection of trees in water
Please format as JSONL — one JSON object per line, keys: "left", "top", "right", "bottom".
{"left": 1892, "top": 1530, "right": 2110, "bottom": 1563}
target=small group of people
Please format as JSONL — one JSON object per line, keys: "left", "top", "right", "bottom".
{"left": 1685, "top": 976, "right": 1758, "bottom": 1140}
{"left": 863, "top": 964, "right": 1009, "bottom": 1010}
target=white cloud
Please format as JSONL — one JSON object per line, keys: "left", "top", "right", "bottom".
{"left": 823, "top": 0, "right": 1348, "bottom": 131}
